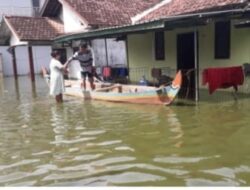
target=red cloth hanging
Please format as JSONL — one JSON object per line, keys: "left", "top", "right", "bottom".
{"left": 102, "top": 67, "right": 111, "bottom": 78}
{"left": 202, "top": 66, "right": 244, "bottom": 94}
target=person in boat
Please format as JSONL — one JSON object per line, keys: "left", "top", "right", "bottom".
{"left": 70, "top": 42, "right": 95, "bottom": 90}
{"left": 50, "top": 50, "right": 70, "bottom": 103}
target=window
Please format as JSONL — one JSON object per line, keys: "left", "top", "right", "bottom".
{"left": 215, "top": 21, "right": 231, "bottom": 59}
{"left": 32, "top": 0, "right": 40, "bottom": 7}
{"left": 154, "top": 31, "right": 165, "bottom": 60}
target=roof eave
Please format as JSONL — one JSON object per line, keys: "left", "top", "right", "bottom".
{"left": 138, "top": 1, "right": 249, "bottom": 23}
{"left": 3, "top": 17, "right": 22, "bottom": 41}
{"left": 54, "top": 7, "right": 250, "bottom": 44}
{"left": 54, "top": 20, "right": 165, "bottom": 43}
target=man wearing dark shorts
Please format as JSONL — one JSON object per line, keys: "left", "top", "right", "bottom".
{"left": 71, "top": 42, "right": 95, "bottom": 90}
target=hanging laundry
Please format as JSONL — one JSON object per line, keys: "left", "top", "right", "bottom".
{"left": 102, "top": 67, "right": 112, "bottom": 78}
{"left": 202, "top": 66, "right": 244, "bottom": 94}
{"left": 111, "top": 68, "right": 128, "bottom": 78}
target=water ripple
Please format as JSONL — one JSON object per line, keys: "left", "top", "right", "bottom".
{"left": 80, "top": 130, "right": 106, "bottom": 136}
{"left": 0, "top": 159, "right": 40, "bottom": 170}
{"left": 10, "top": 180, "right": 37, "bottom": 186}
{"left": 1, "top": 76, "right": 250, "bottom": 186}
{"left": 0, "top": 172, "right": 29, "bottom": 184}
{"left": 202, "top": 165, "right": 250, "bottom": 179}
{"left": 185, "top": 178, "right": 240, "bottom": 186}
{"left": 50, "top": 137, "right": 96, "bottom": 145}
{"left": 32, "top": 151, "right": 52, "bottom": 156}
{"left": 87, "top": 140, "right": 122, "bottom": 147}
{"left": 53, "top": 172, "right": 166, "bottom": 186}
{"left": 154, "top": 155, "right": 220, "bottom": 164}
{"left": 73, "top": 154, "right": 104, "bottom": 161}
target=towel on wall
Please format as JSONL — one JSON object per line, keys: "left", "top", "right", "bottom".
{"left": 202, "top": 66, "right": 244, "bottom": 94}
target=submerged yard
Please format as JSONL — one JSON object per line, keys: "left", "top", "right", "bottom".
{"left": 0, "top": 76, "right": 250, "bottom": 186}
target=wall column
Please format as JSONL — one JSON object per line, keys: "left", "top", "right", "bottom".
{"left": 104, "top": 38, "right": 109, "bottom": 66}
{"left": 28, "top": 46, "right": 35, "bottom": 82}
{"left": 12, "top": 47, "right": 18, "bottom": 80}
{"left": 194, "top": 30, "right": 199, "bottom": 102}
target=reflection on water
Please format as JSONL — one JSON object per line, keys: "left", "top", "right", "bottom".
{"left": 0, "top": 76, "right": 250, "bottom": 186}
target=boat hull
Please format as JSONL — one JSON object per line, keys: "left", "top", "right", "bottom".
{"left": 66, "top": 85, "right": 179, "bottom": 105}
{"left": 64, "top": 71, "right": 182, "bottom": 105}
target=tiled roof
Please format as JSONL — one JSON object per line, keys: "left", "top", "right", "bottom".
{"left": 4, "top": 16, "right": 64, "bottom": 41}
{"left": 139, "top": 0, "right": 246, "bottom": 22}
{"left": 62, "top": 0, "right": 162, "bottom": 27}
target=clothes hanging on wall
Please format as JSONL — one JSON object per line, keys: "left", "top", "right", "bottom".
{"left": 111, "top": 68, "right": 129, "bottom": 77}
{"left": 202, "top": 66, "right": 244, "bottom": 94}
{"left": 102, "top": 66, "right": 112, "bottom": 78}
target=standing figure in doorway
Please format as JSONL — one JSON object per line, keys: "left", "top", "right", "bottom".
{"left": 71, "top": 42, "right": 95, "bottom": 90}
{"left": 50, "top": 50, "right": 70, "bottom": 103}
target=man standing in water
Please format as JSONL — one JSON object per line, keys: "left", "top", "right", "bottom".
{"left": 70, "top": 42, "right": 95, "bottom": 90}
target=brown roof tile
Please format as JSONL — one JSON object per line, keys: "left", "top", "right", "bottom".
{"left": 139, "top": 0, "right": 246, "bottom": 22}
{"left": 62, "top": 0, "right": 162, "bottom": 27}
{"left": 5, "top": 16, "right": 64, "bottom": 41}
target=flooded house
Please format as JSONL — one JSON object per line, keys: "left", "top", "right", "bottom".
{"left": 0, "top": 16, "right": 64, "bottom": 80}
{"left": 0, "top": 0, "right": 162, "bottom": 80}
{"left": 0, "top": 0, "right": 47, "bottom": 78}
{"left": 55, "top": 0, "right": 250, "bottom": 102}
{"left": 40, "top": 0, "right": 163, "bottom": 79}
{"left": 0, "top": 0, "right": 249, "bottom": 102}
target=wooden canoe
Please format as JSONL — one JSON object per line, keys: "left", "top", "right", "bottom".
{"left": 64, "top": 71, "right": 182, "bottom": 105}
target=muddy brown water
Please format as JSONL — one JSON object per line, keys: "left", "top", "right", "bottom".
{"left": 0, "top": 76, "right": 250, "bottom": 186}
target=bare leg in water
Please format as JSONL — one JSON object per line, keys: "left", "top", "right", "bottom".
{"left": 89, "top": 77, "right": 95, "bottom": 90}
{"left": 55, "top": 94, "right": 63, "bottom": 103}
{"left": 81, "top": 76, "right": 95, "bottom": 90}
{"left": 81, "top": 78, "right": 86, "bottom": 90}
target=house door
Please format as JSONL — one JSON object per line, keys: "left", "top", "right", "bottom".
{"left": 177, "top": 32, "right": 197, "bottom": 100}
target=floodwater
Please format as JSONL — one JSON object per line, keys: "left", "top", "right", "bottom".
{"left": 0, "top": 76, "right": 250, "bottom": 186}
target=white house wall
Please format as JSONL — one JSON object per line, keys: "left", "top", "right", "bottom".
{"left": 0, "top": 0, "right": 31, "bottom": 7}
{"left": 15, "top": 46, "right": 29, "bottom": 76}
{"left": 66, "top": 47, "right": 82, "bottom": 79}
{"left": 92, "top": 39, "right": 107, "bottom": 67}
{"left": 92, "top": 39, "right": 127, "bottom": 67}
{"left": 0, "top": 0, "right": 34, "bottom": 20}
{"left": 10, "top": 35, "right": 28, "bottom": 46}
{"left": 0, "top": 46, "right": 12, "bottom": 76}
{"left": 40, "top": 0, "right": 46, "bottom": 7}
{"left": 0, "top": 53, "right": 3, "bottom": 74}
{"left": 106, "top": 39, "right": 127, "bottom": 67}
{"left": 59, "top": 4, "right": 128, "bottom": 79}
{"left": 66, "top": 39, "right": 127, "bottom": 79}
{"left": 0, "top": 46, "right": 52, "bottom": 76}
{"left": 62, "top": 5, "right": 86, "bottom": 33}
{"left": 32, "top": 46, "right": 51, "bottom": 74}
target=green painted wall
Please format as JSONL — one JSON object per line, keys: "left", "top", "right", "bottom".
{"left": 127, "top": 20, "right": 250, "bottom": 93}
{"left": 127, "top": 31, "right": 177, "bottom": 83}
{"left": 199, "top": 21, "right": 250, "bottom": 68}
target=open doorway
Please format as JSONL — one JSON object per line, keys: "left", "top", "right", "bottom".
{"left": 177, "top": 32, "right": 198, "bottom": 100}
